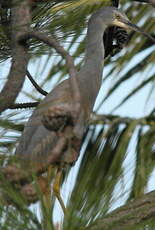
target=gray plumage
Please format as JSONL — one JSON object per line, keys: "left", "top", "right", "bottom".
{"left": 15, "top": 7, "right": 151, "bottom": 168}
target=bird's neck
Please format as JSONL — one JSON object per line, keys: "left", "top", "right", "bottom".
{"left": 85, "top": 20, "right": 105, "bottom": 69}
{"left": 78, "top": 19, "right": 106, "bottom": 112}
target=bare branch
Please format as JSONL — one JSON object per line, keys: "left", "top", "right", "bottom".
{"left": 20, "top": 31, "right": 81, "bottom": 120}
{"left": 0, "top": 0, "right": 31, "bottom": 113}
{"left": 26, "top": 70, "right": 48, "bottom": 96}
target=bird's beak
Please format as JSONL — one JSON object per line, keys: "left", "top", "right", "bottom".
{"left": 121, "top": 19, "right": 155, "bottom": 43}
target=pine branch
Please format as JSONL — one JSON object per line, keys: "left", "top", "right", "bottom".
{"left": 90, "top": 113, "right": 155, "bottom": 126}
{"left": 134, "top": 0, "right": 155, "bottom": 6}
{"left": 0, "top": 119, "right": 24, "bottom": 131}
{"left": 84, "top": 190, "right": 155, "bottom": 230}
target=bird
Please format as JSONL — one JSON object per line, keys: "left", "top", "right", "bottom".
{"left": 13, "top": 6, "right": 155, "bottom": 212}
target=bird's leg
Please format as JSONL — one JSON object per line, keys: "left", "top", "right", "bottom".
{"left": 53, "top": 166, "right": 67, "bottom": 216}
{"left": 42, "top": 165, "right": 53, "bottom": 211}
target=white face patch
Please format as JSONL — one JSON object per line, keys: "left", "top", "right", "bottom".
{"left": 113, "top": 19, "right": 130, "bottom": 30}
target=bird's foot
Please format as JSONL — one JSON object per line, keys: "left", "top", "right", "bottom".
{"left": 53, "top": 168, "right": 68, "bottom": 216}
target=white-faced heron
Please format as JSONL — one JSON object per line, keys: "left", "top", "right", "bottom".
{"left": 14, "top": 6, "right": 155, "bottom": 213}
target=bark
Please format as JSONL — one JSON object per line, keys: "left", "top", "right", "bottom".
{"left": 84, "top": 191, "right": 155, "bottom": 230}
{"left": 0, "top": 0, "right": 31, "bottom": 113}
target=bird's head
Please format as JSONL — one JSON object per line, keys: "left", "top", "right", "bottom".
{"left": 94, "top": 7, "right": 129, "bottom": 29}
{"left": 94, "top": 6, "right": 155, "bottom": 43}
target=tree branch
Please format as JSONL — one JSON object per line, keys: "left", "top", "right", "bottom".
{"left": 84, "top": 190, "right": 155, "bottom": 230}
{"left": 90, "top": 113, "right": 155, "bottom": 126}
{"left": 26, "top": 70, "right": 48, "bottom": 96}
{"left": 0, "top": 0, "right": 31, "bottom": 113}
{"left": 9, "top": 102, "right": 39, "bottom": 109}
{"left": 20, "top": 31, "right": 81, "bottom": 120}
{"left": 0, "top": 119, "right": 24, "bottom": 131}
{"left": 134, "top": 0, "right": 155, "bottom": 6}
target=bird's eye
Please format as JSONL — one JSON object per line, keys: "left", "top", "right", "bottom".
{"left": 115, "top": 14, "right": 121, "bottom": 20}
